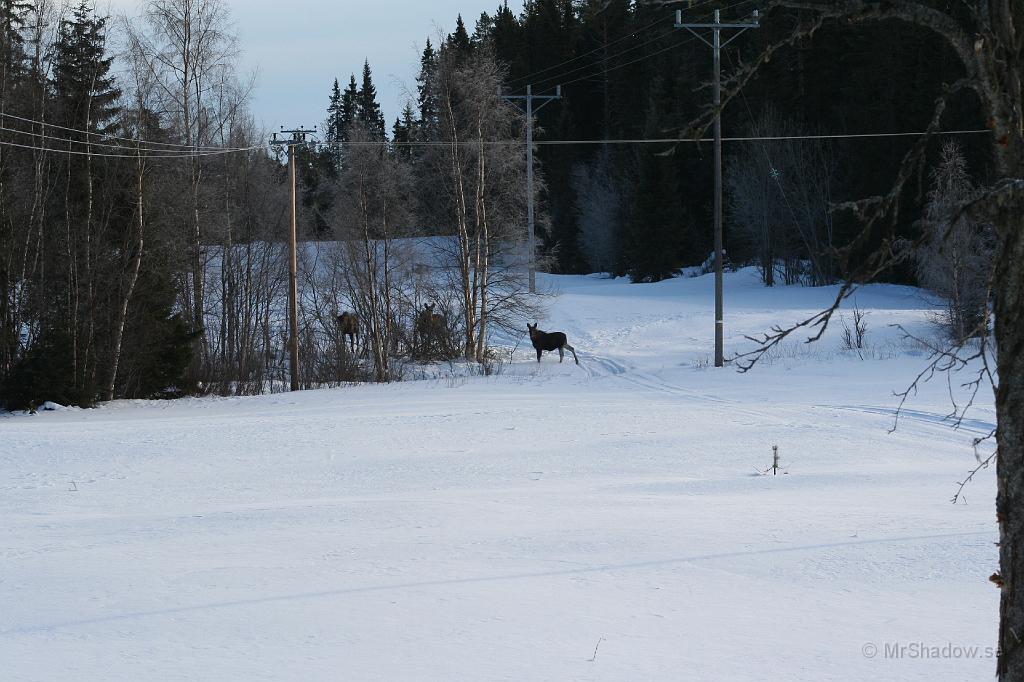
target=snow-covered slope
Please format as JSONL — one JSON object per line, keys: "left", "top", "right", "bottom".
{"left": 1, "top": 270, "right": 998, "bottom": 681}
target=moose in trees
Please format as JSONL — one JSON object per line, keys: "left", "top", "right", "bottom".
{"left": 336, "top": 312, "right": 359, "bottom": 354}
{"left": 415, "top": 303, "right": 446, "bottom": 359}
{"left": 527, "top": 323, "right": 579, "bottom": 365}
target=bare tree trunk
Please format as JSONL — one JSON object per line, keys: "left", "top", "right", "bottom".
{"left": 442, "top": 80, "right": 476, "bottom": 359}
{"left": 475, "top": 136, "right": 489, "bottom": 362}
{"left": 996, "top": 199, "right": 1024, "bottom": 678}
{"left": 107, "top": 156, "right": 146, "bottom": 401}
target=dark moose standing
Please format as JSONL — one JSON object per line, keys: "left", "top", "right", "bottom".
{"left": 336, "top": 312, "right": 359, "bottom": 353}
{"left": 527, "top": 323, "right": 579, "bottom": 365}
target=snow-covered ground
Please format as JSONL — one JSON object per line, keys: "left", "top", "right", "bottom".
{"left": 1, "top": 269, "right": 999, "bottom": 681}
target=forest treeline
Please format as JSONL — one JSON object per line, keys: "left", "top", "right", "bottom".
{"left": 0, "top": 0, "right": 538, "bottom": 408}
{"left": 376, "top": 0, "right": 986, "bottom": 283}
{"left": 304, "top": 0, "right": 988, "bottom": 286}
{"left": 0, "top": 0, "right": 990, "bottom": 408}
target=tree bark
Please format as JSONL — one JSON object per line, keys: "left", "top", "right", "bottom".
{"left": 996, "top": 204, "right": 1024, "bottom": 677}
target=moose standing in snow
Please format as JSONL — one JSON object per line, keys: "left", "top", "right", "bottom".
{"left": 336, "top": 312, "right": 359, "bottom": 354}
{"left": 415, "top": 303, "right": 446, "bottom": 359}
{"left": 527, "top": 322, "right": 579, "bottom": 365}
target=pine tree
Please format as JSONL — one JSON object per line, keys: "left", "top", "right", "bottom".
{"left": 356, "top": 60, "right": 386, "bottom": 140}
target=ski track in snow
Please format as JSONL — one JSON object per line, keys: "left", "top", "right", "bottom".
{"left": 0, "top": 269, "right": 999, "bottom": 681}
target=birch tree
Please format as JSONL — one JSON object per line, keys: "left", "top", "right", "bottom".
{"left": 435, "top": 44, "right": 541, "bottom": 362}
{"left": 129, "top": 0, "right": 239, "bottom": 377}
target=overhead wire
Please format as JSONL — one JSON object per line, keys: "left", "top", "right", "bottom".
{"left": 0, "top": 123, "right": 262, "bottom": 156}
{"left": 299, "top": 129, "right": 991, "bottom": 148}
{"left": 530, "top": 0, "right": 760, "bottom": 92}
{"left": 0, "top": 3, "right": 759, "bottom": 159}
{"left": 722, "top": 46, "right": 830, "bottom": 272}
{"left": 508, "top": 0, "right": 756, "bottom": 89}
{"left": 529, "top": 24, "right": 680, "bottom": 91}
{"left": 0, "top": 110, "right": 256, "bottom": 153}
{"left": 507, "top": 15, "right": 669, "bottom": 88}
{"left": 0, "top": 136, "right": 263, "bottom": 158}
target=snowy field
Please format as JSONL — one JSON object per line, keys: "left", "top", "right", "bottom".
{"left": 1, "top": 269, "right": 999, "bottom": 681}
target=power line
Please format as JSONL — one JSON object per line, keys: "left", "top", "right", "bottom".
{"left": 305, "top": 129, "right": 991, "bottom": 148}
{"left": 531, "top": 25, "right": 679, "bottom": 91}
{"left": 723, "top": 47, "right": 811, "bottom": 281}
{"left": 0, "top": 136, "right": 262, "bottom": 158}
{"left": 0, "top": 125, "right": 986, "bottom": 157}
{"left": 554, "top": 33, "right": 697, "bottom": 88}
{"left": 0, "top": 124, "right": 261, "bottom": 156}
{"left": 508, "top": 15, "right": 669, "bottom": 88}
{"left": 533, "top": 3, "right": 766, "bottom": 92}
{"left": 509, "top": 0, "right": 756, "bottom": 89}
{"left": 0, "top": 111, "right": 251, "bottom": 152}
{"left": 539, "top": 130, "right": 993, "bottom": 143}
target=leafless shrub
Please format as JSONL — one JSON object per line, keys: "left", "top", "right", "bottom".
{"left": 841, "top": 304, "right": 869, "bottom": 352}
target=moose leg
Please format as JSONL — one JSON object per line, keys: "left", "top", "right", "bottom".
{"left": 564, "top": 343, "right": 579, "bottom": 365}
{"left": 558, "top": 346, "right": 564, "bottom": 363}
{"left": 536, "top": 348, "right": 542, "bottom": 362}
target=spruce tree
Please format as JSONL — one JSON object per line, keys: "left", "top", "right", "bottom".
{"left": 623, "top": 76, "right": 688, "bottom": 283}
{"left": 472, "top": 11, "right": 494, "bottom": 45}
{"left": 624, "top": 153, "right": 686, "bottom": 283}
{"left": 0, "top": 0, "right": 30, "bottom": 77}
{"left": 51, "top": 2, "right": 120, "bottom": 133}
{"left": 325, "top": 78, "right": 344, "bottom": 168}
{"left": 392, "top": 102, "right": 416, "bottom": 159}
{"left": 416, "top": 39, "right": 438, "bottom": 140}
{"left": 445, "top": 15, "right": 472, "bottom": 61}
{"left": 356, "top": 60, "right": 386, "bottom": 140}
{"left": 341, "top": 74, "right": 358, "bottom": 138}
{"left": 41, "top": 1, "right": 123, "bottom": 402}
{"left": 489, "top": 3, "right": 524, "bottom": 76}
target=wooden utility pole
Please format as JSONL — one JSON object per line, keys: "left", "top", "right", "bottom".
{"left": 501, "top": 85, "right": 561, "bottom": 294}
{"left": 270, "top": 127, "right": 315, "bottom": 391}
{"left": 675, "top": 8, "right": 760, "bottom": 367}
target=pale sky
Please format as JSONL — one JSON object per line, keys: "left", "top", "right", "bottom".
{"left": 109, "top": 0, "right": 504, "bottom": 134}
